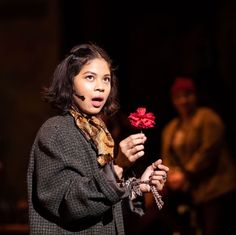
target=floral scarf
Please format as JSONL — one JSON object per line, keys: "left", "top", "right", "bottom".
{"left": 69, "top": 107, "right": 114, "bottom": 167}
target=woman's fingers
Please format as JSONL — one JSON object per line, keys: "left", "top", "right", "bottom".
{"left": 119, "top": 133, "right": 147, "bottom": 159}
{"left": 116, "top": 133, "right": 147, "bottom": 168}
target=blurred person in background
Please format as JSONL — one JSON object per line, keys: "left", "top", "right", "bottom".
{"left": 160, "top": 76, "right": 236, "bottom": 235}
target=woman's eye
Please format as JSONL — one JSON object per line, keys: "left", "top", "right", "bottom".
{"left": 104, "top": 76, "right": 111, "bottom": 83}
{"left": 86, "top": 75, "right": 94, "bottom": 81}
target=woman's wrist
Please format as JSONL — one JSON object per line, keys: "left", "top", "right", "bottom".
{"left": 113, "top": 164, "right": 124, "bottom": 181}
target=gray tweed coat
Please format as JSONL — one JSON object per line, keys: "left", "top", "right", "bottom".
{"left": 27, "top": 114, "right": 127, "bottom": 234}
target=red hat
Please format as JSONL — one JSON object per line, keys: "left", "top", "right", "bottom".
{"left": 171, "top": 77, "right": 196, "bottom": 94}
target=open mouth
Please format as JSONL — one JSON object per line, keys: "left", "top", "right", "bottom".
{"left": 91, "top": 97, "right": 104, "bottom": 107}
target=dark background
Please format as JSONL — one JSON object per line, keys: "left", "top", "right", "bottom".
{"left": 0, "top": 0, "right": 235, "bottom": 224}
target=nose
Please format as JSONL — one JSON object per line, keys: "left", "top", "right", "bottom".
{"left": 94, "top": 79, "right": 105, "bottom": 92}
{"left": 96, "top": 88, "right": 105, "bottom": 92}
{"left": 179, "top": 97, "right": 188, "bottom": 104}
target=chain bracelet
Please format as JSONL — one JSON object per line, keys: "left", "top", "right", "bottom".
{"left": 125, "top": 177, "right": 164, "bottom": 210}
{"left": 150, "top": 185, "right": 164, "bottom": 210}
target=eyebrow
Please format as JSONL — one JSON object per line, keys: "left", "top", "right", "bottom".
{"left": 82, "top": 71, "right": 111, "bottom": 77}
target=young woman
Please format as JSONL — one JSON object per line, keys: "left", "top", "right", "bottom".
{"left": 27, "top": 43, "right": 169, "bottom": 234}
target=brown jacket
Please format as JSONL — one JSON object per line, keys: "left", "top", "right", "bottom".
{"left": 161, "top": 107, "right": 236, "bottom": 204}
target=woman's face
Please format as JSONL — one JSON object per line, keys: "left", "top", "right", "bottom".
{"left": 172, "top": 90, "right": 197, "bottom": 117}
{"left": 73, "top": 58, "right": 111, "bottom": 115}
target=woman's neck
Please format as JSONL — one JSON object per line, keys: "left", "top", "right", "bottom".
{"left": 180, "top": 107, "right": 197, "bottom": 122}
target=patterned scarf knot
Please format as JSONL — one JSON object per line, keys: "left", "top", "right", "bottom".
{"left": 69, "top": 107, "right": 114, "bottom": 167}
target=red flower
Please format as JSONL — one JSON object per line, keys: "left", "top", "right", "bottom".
{"left": 128, "top": 107, "right": 156, "bottom": 129}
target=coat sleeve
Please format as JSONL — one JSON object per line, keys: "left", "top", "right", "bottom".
{"left": 32, "top": 118, "right": 124, "bottom": 224}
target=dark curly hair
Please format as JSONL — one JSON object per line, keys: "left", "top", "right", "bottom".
{"left": 42, "top": 42, "right": 120, "bottom": 116}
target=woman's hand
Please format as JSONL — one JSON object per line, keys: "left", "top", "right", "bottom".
{"left": 140, "top": 159, "right": 169, "bottom": 193}
{"left": 167, "top": 168, "right": 186, "bottom": 191}
{"left": 115, "top": 133, "right": 147, "bottom": 168}
{"left": 113, "top": 133, "right": 147, "bottom": 179}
